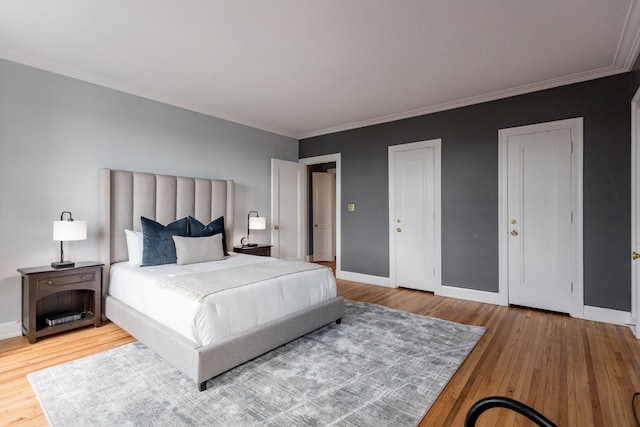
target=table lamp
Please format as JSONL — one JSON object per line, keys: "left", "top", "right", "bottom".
{"left": 241, "top": 210, "right": 266, "bottom": 247}
{"left": 52, "top": 211, "right": 87, "bottom": 269}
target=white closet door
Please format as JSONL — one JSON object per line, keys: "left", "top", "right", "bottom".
{"left": 390, "top": 143, "right": 438, "bottom": 292}
{"left": 506, "top": 128, "right": 573, "bottom": 313}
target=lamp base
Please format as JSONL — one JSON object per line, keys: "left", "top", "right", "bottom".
{"left": 51, "top": 261, "right": 75, "bottom": 269}
{"left": 243, "top": 243, "right": 258, "bottom": 247}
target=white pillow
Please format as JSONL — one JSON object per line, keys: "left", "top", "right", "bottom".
{"left": 172, "top": 234, "right": 225, "bottom": 265}
{"left": 124, "top": 229, "right": 143, "bottom": 265}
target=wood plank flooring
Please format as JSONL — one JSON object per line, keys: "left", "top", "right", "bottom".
{"left": 1, "top": 277, "right": 640, "bottom": 426}
{"left": 338, "top": 280, "right": 640, "bottom": 426}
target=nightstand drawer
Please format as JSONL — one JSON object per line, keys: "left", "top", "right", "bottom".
{"left": 36, "top": 271, "right": 96, "bottom": 289}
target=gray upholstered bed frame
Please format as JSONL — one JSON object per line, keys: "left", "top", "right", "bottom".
{"left": 99, "top": 169, "right": 344, "bottom": 391}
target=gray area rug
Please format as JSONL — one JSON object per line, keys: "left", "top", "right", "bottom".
{"left": 29, "top": 300, "right": 484, "bottom": 426}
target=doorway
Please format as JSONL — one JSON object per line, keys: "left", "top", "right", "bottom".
{"left": 498, "top": 118, "right": 583, "bottom": 316}
{"left": 300, "top": 154, "right": 341, "bottom": 274}
{"left": 310, "top": 167, "right": 336, "bottom": 262}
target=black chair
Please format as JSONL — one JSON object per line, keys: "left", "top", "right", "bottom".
{"left": 464, "top": 396, "right": 557, "bottom": 427}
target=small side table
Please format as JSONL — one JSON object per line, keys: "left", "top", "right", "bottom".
{"left": 233, "top": 244, "right": 272, "bottom": 257}
{"left": 17, "top": 261, "right": 103, "bottom": 344}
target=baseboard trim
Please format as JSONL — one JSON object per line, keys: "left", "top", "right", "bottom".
{"left": 335, "top": 274, "right": 636, "bottom": 330}
{"left": 337, "top": 271, "right": 391, "bottom": 287}
{"left": 0, "top": 320, "right": 22, "bottom": 340}
{"left": 439, "top": 285, "right": 502, "bottom": 305}
{"left": 580, "top": 305, "right": 632, "bottom": 327}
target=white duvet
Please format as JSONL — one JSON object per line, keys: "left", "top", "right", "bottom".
{"left": 108, "top": 253, "right": 337, "bottom": 347}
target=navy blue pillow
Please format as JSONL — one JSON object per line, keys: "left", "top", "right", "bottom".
{"left": 141, "top": 216, "right": 189, "bottom": 266}
{"left": 188, "top": 216, "right": 228, "bottom": 256}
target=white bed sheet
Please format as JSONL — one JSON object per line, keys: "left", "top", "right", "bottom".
{"left": 108, "top": 253, "right": 337, "bottom": 347}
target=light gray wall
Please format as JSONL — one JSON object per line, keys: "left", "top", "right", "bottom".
{"left": 0, "top": 59, "right": 297, "bottom": 326}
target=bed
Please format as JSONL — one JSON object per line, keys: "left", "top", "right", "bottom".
{"left": 99, "top": 169, "right": 344, "bottom": 391}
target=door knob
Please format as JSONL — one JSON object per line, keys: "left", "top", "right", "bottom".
{"left": 273, "top": 225, "right": 279, "bottom": 230}
{"left": 510, "top": 230, "right": 518, "bottom": 236}
{"left": 633, "top": 251, "right": 640, "bottom": 260}
{"left": 397, "top": 227, "right": 402, "bottom": 232}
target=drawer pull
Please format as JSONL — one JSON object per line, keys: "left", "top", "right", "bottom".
{"left": 47, "top": 280, "right": 55, "bottom": 285}
{"left": 80, "top": 276, "right": 86, "bottom": 280}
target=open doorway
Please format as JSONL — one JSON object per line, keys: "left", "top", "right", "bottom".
{"left": 300, "top": 154, "right": 341, "bottom": 276}
{"left": 307, "top": 162, "right": 336, "bottom": 263}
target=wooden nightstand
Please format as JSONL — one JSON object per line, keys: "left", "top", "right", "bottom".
{"left": 233, "top": 244, "right": 272, "bottom": 257}
{"left": 17, "top": 262, "right": 103, "bottom": 344}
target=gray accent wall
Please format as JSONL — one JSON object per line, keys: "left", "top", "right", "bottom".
{"left": 0, "top": 59, "right": 298, "bottom": 326}
{"left": 301, "top": 73, "right": 632, "bottom": 312}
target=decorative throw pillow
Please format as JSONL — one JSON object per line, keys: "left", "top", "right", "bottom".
{"left": 187, "top": 216, "right": 228, "bottom": 256}
{"left": 124, "top": 229, "right": 143, "bottom": 265}
{"left": 141, "top": 216, "right": 188, "bottom": 266}
{"left": 172, "top": 234, "right": 225, "bottom": 265}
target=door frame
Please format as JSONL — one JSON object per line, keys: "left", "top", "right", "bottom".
{"left": 498, "top": 118, "right": 584, "bottom": 317}
{"left": 388, "top": 139, "right": 442, "bottom": 293}
{"left": 299, "top": 153, "right": 341, "bottom": 275}
{"left": 631, "top": 89, "right": 640, "bottom": 338}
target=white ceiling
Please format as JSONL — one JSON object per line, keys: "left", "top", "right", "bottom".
{"left": 2, "top": 1, "right": 640, "bottom": 139}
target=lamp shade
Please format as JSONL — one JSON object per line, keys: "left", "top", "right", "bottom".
{"left": 248, "top": 216, "right": 266, "bottom": 230}
{"left": 53, "top": 220, "right": 87, "bottom": 241}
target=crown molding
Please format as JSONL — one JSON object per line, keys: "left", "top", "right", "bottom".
{"left": 299, "top": 65, "right": 627, "bottom": 140}
{"left": 299, "top": 0, "right": 640, "bottom": 139}
{"left": 1, "top": 44, "right": 634, "bottom": 142}
{"left": 0, "top": 47, "right": 299, "bottom": 140}
{"left": 4, "top": 0, "right": 640, "bottom": 144}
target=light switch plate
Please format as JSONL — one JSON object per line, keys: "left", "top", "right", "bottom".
{"left": 347, "top": 203, "right": 355, "bottom": 212}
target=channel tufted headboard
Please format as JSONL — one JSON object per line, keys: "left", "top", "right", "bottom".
{"left": 99, "top": 169, "right": 234, "bottom": 297}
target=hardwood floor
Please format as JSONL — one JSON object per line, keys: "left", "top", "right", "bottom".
{"left": 0, "top": 322, "right": 134, "bottom": 426}
{"left": 338, "top": 280, "right": 640, "bottom": 426}
{"left": 2, "top": 277, "right": 640, "bottom": 426}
